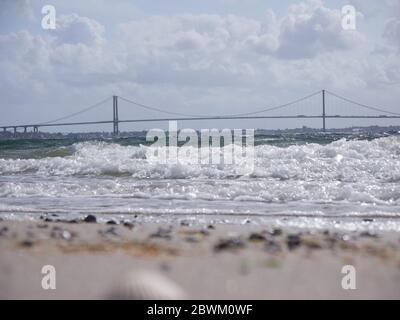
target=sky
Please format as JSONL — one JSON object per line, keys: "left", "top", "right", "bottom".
{"left": 0, "top": 0, "right": 399, "bottom": 132}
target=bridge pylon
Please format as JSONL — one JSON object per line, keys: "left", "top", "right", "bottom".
{"left": 322, "top": 89, "right": 326, "bottom": 132}
{"left": 113, "top": 95, "right": 119, "bottom": 135}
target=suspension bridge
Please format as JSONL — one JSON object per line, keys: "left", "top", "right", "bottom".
{"left": 1, "top": 90, "right": 399, "bottom": 135}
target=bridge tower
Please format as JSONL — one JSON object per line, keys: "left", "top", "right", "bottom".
{"left": 322, "top": 89, "right": 326, "bottom": 132}
{"left": 113, "top": 95, "right": 119, "bottom": 135}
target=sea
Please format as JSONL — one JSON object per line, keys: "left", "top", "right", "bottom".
{"left": 1, "top": 132, "right": 400, "bottom": 232}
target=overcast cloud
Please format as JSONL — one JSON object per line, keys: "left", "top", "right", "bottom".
{"left": 0, "top": 0, "right": 399, "bottom": 131}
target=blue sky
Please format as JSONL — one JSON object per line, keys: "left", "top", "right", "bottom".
{"left": 0, "top": 0, "right": 399, "bottom": 131}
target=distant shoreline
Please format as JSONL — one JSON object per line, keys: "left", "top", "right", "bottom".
{"left": 1, "top": 125, "right": 399, "bottom": 140}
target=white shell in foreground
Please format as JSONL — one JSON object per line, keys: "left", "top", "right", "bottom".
{"left": 107, "top": 270, "right": 187, "bottom": 300}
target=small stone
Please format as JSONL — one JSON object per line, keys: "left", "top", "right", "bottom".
{"left": 214, "top": 237, "right": 245, "bottom": 251}
{"left": 287, "top": 234, "right": 301, "bottom": 250}
{"left": 50, "top": 228, "right": 74, "bottom": 241}
{"left": 342, "top": 234, "right": 351, "bottom": 241}
{"left": 61, "top": 230, "right": 72, "bottom": 240}
{"left": 207, "top": 225, "right": 215, "bottom": 230}
{"left": 180, "top": 220, "right": 190, "bottom": 227}
{"left": 150, "top": 228, "right": 172, "bottom": 240}
{"left": 362, "top": 218, "right": 374, "bottom": 223}
{"left": 99, "top": 227, "right": 118, "bottom": 237}
{"left": 107, "top": 220, "right": 118, "bottom": 225}
{"left": 68, "top": 219, "right": 79, "bottom": 224}
{"left": 83, "top": 215, "right": 97, "bottom": 223}
{"left": 20, "top": 239, "right": 34, "bottom": 248}
{"left": 304, "top": 239, "right": 322, "bottom": 250}
{"left": 199, "top": 229, "right": 210, "bottom": 236}
{"left": 0, "top": 226, "right": 8, "bottom": 236}
{"left": 44, "top": 218, "right": 53, "bottom": 222}
{"left": 248, "top": 233, "right": 266, "bottom": 242}
{"left": 271, "top": 228, "right": 283, "bottom": 236}
{"left": 123, "top": 222, "right": 134, "bottom": 229}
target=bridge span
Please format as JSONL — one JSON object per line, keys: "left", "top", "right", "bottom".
{"left": 1, "top": 90, "right": 399, "bottom": 135}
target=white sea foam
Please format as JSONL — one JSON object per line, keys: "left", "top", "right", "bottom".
{"left": 0, "top": 136, "right": 400, "bottom": 228}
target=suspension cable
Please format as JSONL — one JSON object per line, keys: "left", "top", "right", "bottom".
{"left": 325, "top": 90, "right": 400, "bottom": 116}
{"left": 39, "top": 96, "right": 112, "bottom": 125}
{"left": 119, "top": 90, "right": 322, "bottom": 118}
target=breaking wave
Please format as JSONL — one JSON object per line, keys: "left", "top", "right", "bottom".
{"left": 0, "top": 137, "right": 399, "bottom": 181}
{"left": 1, "top": 135, "right": 400, "bottom": 226}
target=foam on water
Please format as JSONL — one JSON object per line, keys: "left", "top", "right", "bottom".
{"left": 0, "top": 135, "right": 400, "bottom": 230}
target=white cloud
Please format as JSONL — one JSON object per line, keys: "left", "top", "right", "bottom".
{"left": 0, "top": 0, "right": 399, "bottom": 128}
{"left": 275, "top": 0, "right": 365, "bottom": 59}
{"left": 383, "top": 17, "right": 400, "bottom": 52}
{"left": 55, "top": 14, "right": 105, "bottom": 46}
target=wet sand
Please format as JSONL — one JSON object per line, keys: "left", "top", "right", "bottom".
{"left": 0, "top": 215, "right": 400, "bottom": 299}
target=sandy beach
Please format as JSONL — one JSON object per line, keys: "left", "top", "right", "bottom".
{"left": 1, "top": 215, "right": 399, "bottom": 300}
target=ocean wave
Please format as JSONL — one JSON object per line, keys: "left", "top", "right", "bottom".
{"left": 0, "top": 137, "right": 399, "bottom": 181}
{"left": 0, "top": 137, "right": 399, "bottom": 209}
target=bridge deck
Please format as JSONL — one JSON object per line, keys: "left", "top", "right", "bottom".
{"left": 2, "top": 115, "right": 400, "bottom": 131}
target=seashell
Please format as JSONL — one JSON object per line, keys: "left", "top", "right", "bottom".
{"left": 107, "top": 270, "right": 186, "bottom": 300}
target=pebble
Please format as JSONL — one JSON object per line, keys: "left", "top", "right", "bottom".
{"left": 0, "top": 226, "right": 8, "bottom": 236}
{"left": 248, "top": 233, "right": 266, "bottom": 242}
{"left": 362, "top": 218, "right": 374, "bottom": 223}
{"left": 287, "top": 234, "right": 301, "bottom": 250}
{"left": 83, "top": 215, "right": 97, "bottom": 223}
{"left": 342, "top": 234, "right": 351, "bottom": 241}
{"left": 123, "top": 221, "right": 134, "bottom": 229}
{"left": 271, "top": 228, "right": 283, "bottom": 236}
{"left": 106, "top": 220, "right": 118, "bottom": 225}
{"left": 61, "top": 230, "right": 72, "bottom": 240}
{"left": 20, "top": 239, "right": 34, "bottom": 248}
{"left": 150, "top": 228, "right": 172, "bottom": 240}
{"left": 99, "top": 227, "right": 118, "bottom": 237}
{"left": 199, "top": 229, "right": 210, "bottom": 236}
{"left": 214, "top": 237, "right": 245, "bottom": 251}
{"left": 207, "top": 224, "right": 215, "bottom": 230}
{"left": 51, "top": 229, "right": 73, "bottom": 241}
{"left": 304, "top": 238, "right": 322, "bottom": 250}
